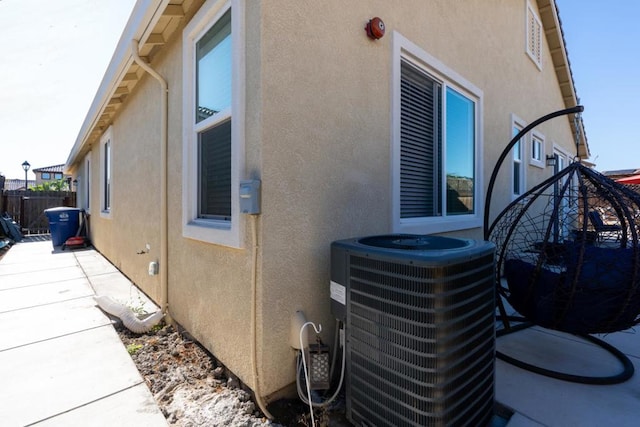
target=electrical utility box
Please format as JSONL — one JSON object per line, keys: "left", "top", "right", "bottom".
{"left": 240, "top": 180, "right": 261, "bottom": 214}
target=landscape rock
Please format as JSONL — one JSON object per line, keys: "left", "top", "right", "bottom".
{"left": 116, "top": 324, "right": 280, "bottom": 426}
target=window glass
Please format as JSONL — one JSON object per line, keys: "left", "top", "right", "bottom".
{"left": 54, "top": 173, "right": 63, "bottom": 180}
{"left": 399, "top": 61, "right": 477, "bottom": 220}
{"left": 196, "top": 10, "right": 231, "bottom": 123}
{"left": 198, "top": 120, "right": 231, "bottom": 219}
{"left": 394, "top": 36, "right": 482, "bottom": 234}
{"left": 183, "top": 2, "right": 242, "bottom": 246}
{"left": 513, "top": 140, "right": 521, "bottom": 161}
{"left": 194, "top": 8, "right": 232, "bottom": 223}
{"left": 42, "top": 172, "right": 51, "bottom": 180}
{"left": 445, "top": 88, "right": 475, "bottom": 215}
{"left": 532, "top": 135, "right": 542, "bottom": 161}
{"left": 512, "top": 126, "right": 523, "bottom": 196}
{"left": 85, "top": 157, "right": 91, "bottom": 211}
{"left": 104, "top": 140, "right": 111, "bottom": 211}
{"left": 399, "top": 60, "right": 442, "bottom": 219}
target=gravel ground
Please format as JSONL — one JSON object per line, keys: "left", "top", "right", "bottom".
{"left": 115, "top": 323, "right": 340, "bottom": 426}
{"left": 117, "top": 324, "right": 284, "bottom": 426}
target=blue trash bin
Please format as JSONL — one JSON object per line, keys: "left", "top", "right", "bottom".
{"left": 44, "top": 207, "right": 82, "bottom": 247}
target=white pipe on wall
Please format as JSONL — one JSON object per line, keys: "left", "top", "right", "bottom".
{"left": 130, "top": 40, "right": 169, "bottom": 320}
{"left": 95, "top": 295, "right": 164, "bottom": 334}
{"left": 250, "top": 214, "right": 274, "bottom": 420}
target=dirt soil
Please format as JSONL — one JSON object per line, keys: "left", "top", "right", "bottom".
{"left": 117, "top": 324, "right": 277, "bottom": 426}
{"left": 116, "top": 323, "right": 338, "bottom": 426}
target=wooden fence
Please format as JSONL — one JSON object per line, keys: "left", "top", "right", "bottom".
{"left": 1, "top": 190, "right": 76, "bottom": 235}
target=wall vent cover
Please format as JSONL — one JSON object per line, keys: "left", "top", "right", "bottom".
{"left": 331, "top": 234, "right": 495, "bottom": 426}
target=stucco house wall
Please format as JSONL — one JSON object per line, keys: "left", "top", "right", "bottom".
{"left": 66, "top": 0, "right": 587, "bottom": 399}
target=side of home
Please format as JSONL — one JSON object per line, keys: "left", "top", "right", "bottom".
{"left": 65, "top": 0, "right": 587, "bottom": 399}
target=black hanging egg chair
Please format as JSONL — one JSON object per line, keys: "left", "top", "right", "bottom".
{"left": 485, "top": 106, "right": 640, "bottom": 384}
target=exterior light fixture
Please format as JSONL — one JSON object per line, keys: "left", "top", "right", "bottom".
{"left": 21, "top": 160, "right": 30, "bottom": 190}
{"left": 546, "top": 154, "right": 557, "bottom": 167}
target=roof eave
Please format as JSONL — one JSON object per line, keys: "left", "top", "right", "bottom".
{"left": 537, "top": 0, "right": 589, "bottom": 159}
{"left": 65, "top": 1, "right": 589, "bottom": 171}
{"left": 64, "top": 0, "right": 172, "bottom": 174}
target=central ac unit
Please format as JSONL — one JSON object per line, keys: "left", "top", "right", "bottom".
{"left": 331, "top": 234, "right": 495, "bottom": 426}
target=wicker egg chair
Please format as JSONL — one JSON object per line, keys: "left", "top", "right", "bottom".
{"left": 484, "top": 106, "right": 640, "bottom": 384}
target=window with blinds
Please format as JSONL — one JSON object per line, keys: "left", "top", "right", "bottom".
{"left": 399, "top": 60, "right": 476, "bottom": 220}
{"left": 196, "top": 9, "right": 232, "bottom": 221}
{"left": 182, "top": 1, "right": 244, "bottom": 247}
{"left": 199, "top": 120, "right": 232, "bottom": 220}
{"left": 400, "top": 60, "right": 442, "bottom": 218}
{"left": 393, "top": 35, "right": 482, "bottom": 234}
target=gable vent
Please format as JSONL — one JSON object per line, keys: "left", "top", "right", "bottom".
{"left": 527, "top": 3, "right": 543, "bottom": 69}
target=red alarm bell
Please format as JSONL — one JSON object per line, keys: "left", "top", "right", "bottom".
{"left": 365, "top": 17, "right": 385, "bottom": 40}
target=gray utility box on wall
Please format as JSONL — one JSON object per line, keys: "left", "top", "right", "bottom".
{"left": 331, "top": 234, "right": 495, "bottom": 426}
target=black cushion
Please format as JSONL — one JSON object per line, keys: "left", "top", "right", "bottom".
{"left": 505, "top": 246, "right": 640, "bottom": 334}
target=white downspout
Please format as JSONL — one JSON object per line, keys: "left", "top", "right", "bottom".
{"left": 130, "top": 40, "right": 170, "bottom": 320}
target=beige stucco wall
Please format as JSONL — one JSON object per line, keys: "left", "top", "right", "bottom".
{"left": 84, "top": 4, "right": 263, "bottom": 394}
{"left": 255, "top": 0, "right": 578, "bottom": 394}
{"left": 73, "top": 0, "right": 579, "bottom": 398}
{"left": 84, "top": 68, "right": 165, "bottom": 304}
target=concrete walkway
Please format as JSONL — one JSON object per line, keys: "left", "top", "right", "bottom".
{"left": 0, "top": 239, "right": 167, "bottom": 426}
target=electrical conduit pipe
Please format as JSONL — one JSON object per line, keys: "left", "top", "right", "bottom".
{"left": 250, "top": 215, "right": 274, "bottom": 419}
{"left": 130, "top": 40, "right": 170, "bottom": 320}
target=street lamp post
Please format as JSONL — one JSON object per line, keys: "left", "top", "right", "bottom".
{"left": 21, "top": 160, "right": 30, "bottom": 190}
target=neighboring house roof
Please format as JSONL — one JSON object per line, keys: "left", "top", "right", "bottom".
{"left": 3, "top": 179, "right": 36, "bottom": 191}
{"left": 602, "top": 168, "right": 640, "bottom": 178}
{"left": 65, "top": 0, "right": 589, "bottom": 171}
{"left": 32, "top": 164, "right": 65, "bottom": 173}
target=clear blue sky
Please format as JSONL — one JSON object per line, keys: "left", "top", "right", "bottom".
{"left": 0, "top": 1, "right": 636, "bottom": 179}
{"left": 556, "top": 0, "right": 640, "bottom": 172}
{"left": 0, "top": 0, "right": 135, "bottom": 180}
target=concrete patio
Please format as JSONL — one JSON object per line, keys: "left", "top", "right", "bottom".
{"left": 0, "top": 238, "right": 166, "bottom": 426}
{"left": 495, "top": 307, "right": 640, "bottom": 426}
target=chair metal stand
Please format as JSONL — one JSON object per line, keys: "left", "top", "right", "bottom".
{"left": 496, "top": 315, "right": 635, "bottom": 385}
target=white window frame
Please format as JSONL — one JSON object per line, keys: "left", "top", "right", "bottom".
{"left": 529, "top": 130, "right": 545, "bottom": 169}
{"left": 392, "top": 32, "right": 484, "bottom": 234}
{"left": 526, "top": 1, "right": 543, "bottom": 69}
{"left": 83, "top": 153, "right": 91, "bottom": 213}
{"left": 552, "top": 145, "right": 573, "bottom": 240}
{"left": 182, "top": 0, "right": 245, "bottom": 248}
{"left": 100, "top": 127, "right": 112, "bottom": 219}
{"left": 511, "top": 114, "right": 527, "bottom": 199}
